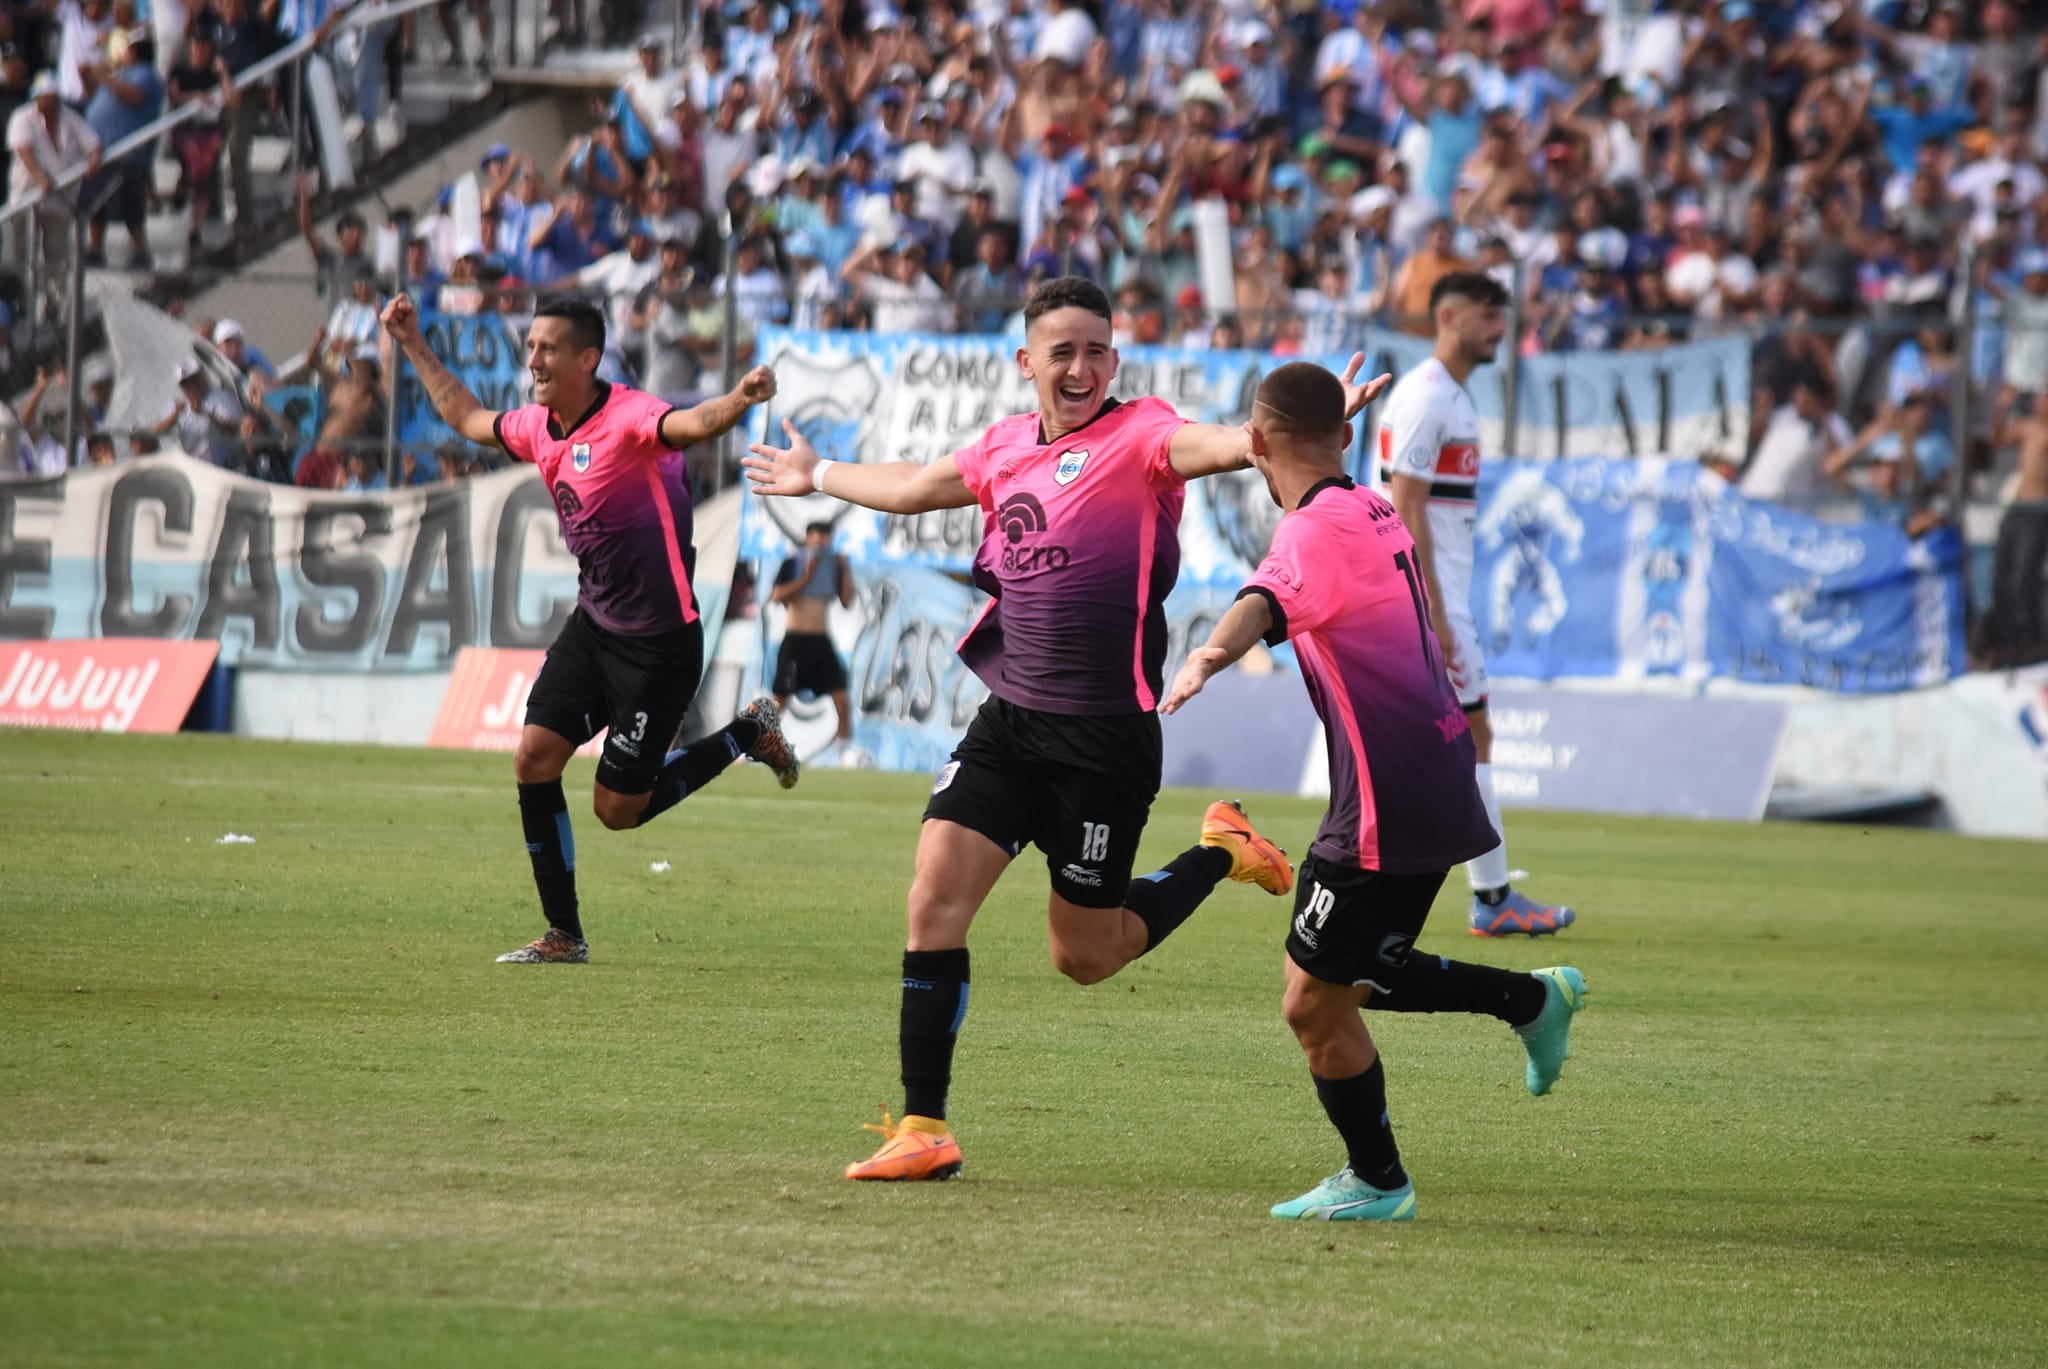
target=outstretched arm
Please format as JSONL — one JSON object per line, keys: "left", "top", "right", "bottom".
{"left": 1168, "top": 354, "right": 1391, "bottom": 478}
{"left": 660, "top": 364, "right": 777, "bottom": 447}
{"left": 380, "top": 295, "right": 503, "bottom": 449}
{"left": 1161, "top": 593, "right": 1274, "bottom": 714}
{"left": 744, "top": 418, "right": 976, "bottom": 514}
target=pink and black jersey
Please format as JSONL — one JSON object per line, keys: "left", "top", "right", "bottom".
{"left": 1243, "top": 477, "right": 1497, "bottom": 873}
{"left": 496, "top": 382, "right": 699, "bottom": 637}
{"left": 951, "top": 396, "right": 1190, "bottom": 715}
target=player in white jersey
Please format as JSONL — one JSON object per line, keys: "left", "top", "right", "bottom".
{"left": 1376, "top": 271, "right": 1577, "bottom": 937}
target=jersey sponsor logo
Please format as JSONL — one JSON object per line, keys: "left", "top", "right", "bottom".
{"left": 1434, "top": 707, "right": 1472, "bottom": 742}
{"left": 553, "top": 481, "right": 584, "bottom": 521}
{"left": 1053, "top": 447, "right": 1089, "bottom": 486}
{"left": 994, "top": 492, "right": 1072, "bottom": 574}
{"left": 572, "top": 442, "right": 592, "bottom": 474}
{"left": 1436, "top": 442, "right": 1479, "bottom": 479}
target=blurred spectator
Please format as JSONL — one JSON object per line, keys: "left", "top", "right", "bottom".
{"left": 299, "top": 176, "right": 371, "bottom": 298}
{"left": 844, "top": 237, "right": 951, "bottom": 334}
{"left": 952, "top": 224, "right": 1022, "bottom": 334}
{"left": 82, "top": 28, "right": 158, "bottom": 271}
{"left": 212, "top": 318, "right": 273, "bottom": 383}
{"left": 56, "top": 0, "right": 115, "bottom": 107}
{"left": 166, "top": 24, "right": 236, "bottom": 258}
{"left": 1742, "top": 374, "right": 1853, "bottom": 504}
{"left": 5, "top": 71, "right": 100, "bottom": 293}
{"left": 152, "top": 357, "right": 245, "bottom": 468}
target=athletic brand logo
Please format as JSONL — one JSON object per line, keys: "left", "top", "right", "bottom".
{"left": 931, "top": 761, "right": 960, "bottom": 794}
{"left": 1375, "top": 932, "right": 1415, "bottom": 966}
{"left": 994, "top": 493, "right": 1071, "bottom": 574}
{"left": 1053, "top": 447, "right": 1088, "bottom": 486}
{"left": 572, "top": 442, "right": 592, "bottom": 473}
{"left": 1059, "top": 863, "right": 1103, "bottom": 888}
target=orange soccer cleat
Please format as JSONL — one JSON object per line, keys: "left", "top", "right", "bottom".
{"left": 1200, "top": 799, "right": 1295, "bottom": 896}
{"left": 844, "top": 1110, "right": 963, "bottom": 1182}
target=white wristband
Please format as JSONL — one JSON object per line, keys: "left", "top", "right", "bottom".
{"left": 812, "top": 458, "right": 836, "bottom": 493}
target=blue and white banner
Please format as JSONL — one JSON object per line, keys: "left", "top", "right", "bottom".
{"left": 738, "top": 327, "right": 1752, "bottom": 583}
{"left": 1473, "top": 458, "right": 1966, "bottom": 692}
{"left": 0, "top": 459, "right": 578, "bottom": 671}
{"left": 394, "top": 310, "right": 529, "bottom": 449}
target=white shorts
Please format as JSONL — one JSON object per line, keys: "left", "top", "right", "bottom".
{"left": 1444, "top": 609, "right": 1489, "bottom": 709}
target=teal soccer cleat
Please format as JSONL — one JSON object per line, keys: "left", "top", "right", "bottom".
{"left": 1515, "top": 966, "right": 1589, "bottom": 1096}
{"left": 1270, "top": 1169, "right": 1418, "bottom": 1222}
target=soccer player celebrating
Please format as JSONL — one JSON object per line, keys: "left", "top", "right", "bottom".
{"left": 381, "top": 294, "right": 801, "bottom": 965}
{"left": 743, "top": 277, "right": 1390, "bottom": 1182}
{"left": 770, "top": 521, "right": 856, "bottom": 754}
{"left": 1163, "top": 362, "right": 1588, "bottom": 1221}
{"left": 1377, "top": 271, "right": 1577, "bottom": 937}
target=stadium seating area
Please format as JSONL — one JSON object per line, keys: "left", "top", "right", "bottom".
{"left": 7, "top": 0, "right": 2048, "bottom": 552}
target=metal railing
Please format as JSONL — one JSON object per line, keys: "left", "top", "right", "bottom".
{"left": 1, "top": 0, "right": 452, "bottom": 468}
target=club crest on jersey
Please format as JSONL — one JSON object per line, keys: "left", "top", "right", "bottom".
{"left": 572, "top": 442, "right": 592, "bottom": 473}
{"left": 1053, "top": 448, "right": 1088, "bottom": 486}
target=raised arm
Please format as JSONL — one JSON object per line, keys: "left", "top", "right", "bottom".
{"left": 380, "top": 295, "right": 503, "bottom": 449}
{"left": 659, "top": 365, "right": 778, "bottom": 447}
{"left": 1161, "top": 592, "right": 1274, "bottom": 714}
{"left": 1168, "top": 355, "right": 1390, "bottom": 478}
{"left": 744, "top": 418, "right": 976, "bottom": 514}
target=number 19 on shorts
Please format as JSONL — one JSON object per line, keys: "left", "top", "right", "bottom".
{"left": 1294, "top": 881, "right": 1335, "bottom": 945}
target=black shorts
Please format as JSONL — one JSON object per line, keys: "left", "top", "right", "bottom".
{"left": 1286, "top": 855, "right": 1448, "bottom": 989}
{"left": 524, "top": 607, "right": 704, "bottom": 795}
{"left": 924, "top": 696, "right": 1162, "bottom": 909}
{"left": 90, "top": 160, "right": 148, "bottom": 230}
{"left": 773, "top": 631, "right": 847, "bottom": 697}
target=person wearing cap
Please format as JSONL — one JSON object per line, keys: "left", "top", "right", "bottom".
{"left": 898, "top": 99, "right": 975, "bottom": 233}
{"left": 153, "top": 357, "right": 246, "bottom": 469}
{"left": 1871, "top": 76, "right": 1974, "bottom": 178}
{"left": 768, "top": 85, "right": 835, "bottom": 175}
{"left": 628, "top": 237, "right": 699, "bottom": 397}
{"left": 696, "top": 78, "right": 754, "bottom": 219}
{"left": 213, "top": 318, "right": 274, "bottom": 383}
{"left": 1234, "top": 20, "right": 1285, "bottom": 120}
{"left": 1309, "top": 69, "right": 1385, "bottom": 169}
{"left": 887, "top": 176, "right": 946, "bottom": 264}
{"left": 81, "top": 27, "right": 159, "bottom": 272}
{"left": 4, "top": 69, "right": 101, "bottom": 284}
{"left": 785, "top": 229, "right": 843, "bottom": 332}
{"left": 559, "top": 113, "right": 639, "bottom": 205}
{"left": 771, "top": 155, "right": 824, "bottom": 238}
{"left": 610, "top": 33, "right": 678, "bottom": 175}
{"left": 1393, "top": 69, "right": 1481, "bottom": 216}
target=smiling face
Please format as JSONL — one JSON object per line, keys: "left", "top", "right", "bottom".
{"left": 1019, "top": 306, "right": 1118, "bottom": 441}
{"left": 524, "top": 314, "right": 600, "bottom": 415}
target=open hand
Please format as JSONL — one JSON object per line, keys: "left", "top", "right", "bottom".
{"left": 742, "top": 417, "right": 820, "bottom": 497}
{"left": 1160, "top": 645, "right": 1229, "bottom": 715}
{"left": 1339, "top": 352, "right": 1394, "bottom": 419}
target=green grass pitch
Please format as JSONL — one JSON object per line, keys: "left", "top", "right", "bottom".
{"left": 2, "top": 729, "right": 2045, "bottom": 1368}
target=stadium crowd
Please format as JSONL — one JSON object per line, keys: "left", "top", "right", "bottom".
{"left": 8, "top": 0, "right": 2048, "bottom": 525}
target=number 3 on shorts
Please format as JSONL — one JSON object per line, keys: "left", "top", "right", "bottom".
{"left": 1080, "top": 821, "right": 1111, "bottom": 862}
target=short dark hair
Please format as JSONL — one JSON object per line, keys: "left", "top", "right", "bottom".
{"left": 1023, "top": 276, "right": 1112, "bottom": 331}
{"left": 534, "top": 297, "right": 607, "bottom": 355}
{"left": 1254, "top": 363, "right": 1346, "bottom": 439}
{"left": 1429, "top": 270, "right": 1509, "bottom": 313}
{"left": 336, "top": 211, "right": 366, "bottom": 234}
{"left": 805, "top": 521, "right": 832, "bottom": 537}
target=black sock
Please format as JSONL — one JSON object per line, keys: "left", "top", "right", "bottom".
{"left": 1124, "top": 844, "right": 1233, "bottom": 954}
{"left": 1476, "top": 885, "right": 1509, "bottom": 906}
{"left": 635, "top": 721, "right": 760, "bottom": 827}
{"left": 900, "top": 948, "right": 969, "bottom": 1121}
{"left": 1368, "top": 954, "right": 1546, "bottom": 1026}
{"left": 1314, "top": 1061, "right": 1406, "bottom": 1190}
{"left": 517, "top": 780, "right": 582, "bottom": 942}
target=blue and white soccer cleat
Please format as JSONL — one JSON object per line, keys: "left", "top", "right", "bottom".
{"left": 1469, "top": 887, "right": 1575, "bottom": 937}
{"left": 1270, "top": 1169, "right": 1417, "bottom": 1221}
